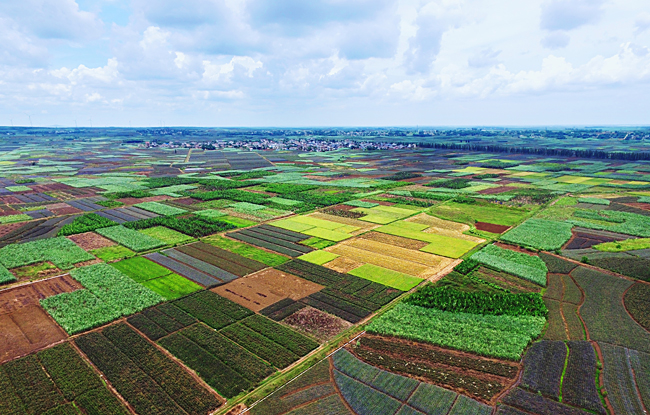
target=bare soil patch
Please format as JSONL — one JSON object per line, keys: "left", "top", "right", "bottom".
{"left": 67, "top": 231, "right": 116, "bottom": 251}
{"left": 323, "top": 256, "right": 364, "bottom": 273}
{"left": 475, "top": 222, "right": 510, "bottom": 233}
{"left": 283, "top": 306, "right": 351, "bottom": 341}
{"left": 359, "top": 231, "right": 428, "bottom": 250}
{"left": 477, "top": 186, "right": 512, "bottom": 195}
{"left": 0, "top": 222, "right": 27, "bottom": 238}
{"left": 49, "top": 206, "right": 84, "bottom": 215}
{"left": 0, "top": 305, "right": 67, "bottom": 364}
{"left": 212, "top": 269, "right": 323, "bottom": 312}
{"left": 0, "top": 275, "right": 82, "bottom": 315}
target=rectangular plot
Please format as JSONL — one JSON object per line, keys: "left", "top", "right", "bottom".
{"left": 562, "top": 275, "right": 583, "bottom": 304}
{"left": 94, "top": 211, "right": 127, "bottom": 224}
{"left": 348, "top": 264, "right": 422, "bottom": 291}
{"left": 562, "top": 341, "right": 605, "bottom": 414}
{"left": 599, "top": 343, "right": 646, "bottom": 415}
{"left": 258, "top": 224, "right": 310, "bottom": 240}
{"left": 520, "top": 340, "right": 567, "bottom": 399}
{"left": 156, "top": 303, "right": 197, "bottom": 327}
{"left": 543, "top": 299, "right": 568, "bottom": 341}
{"left": 189, "top": 242, "right": 267, "bottom": 271}
{"left": 127, "top": 313, "right": 169, "bottom": 341}
{"left": 221, "top": 324, "right": 300, "bottom": 369}
{"left": 103, "top": 209, "right": 141, "bottom": 222}
{"left": 347, "top": 238, "right": 447, "bottom": 267}
{"left": 192, "top": 290, "right": 253, "bottom": 320}
{"left": 173, "top": 295, "right": 235, "bottom": 330}
{"left": 303, "top": 227, "right": 352, "bottom": 242}
{"left": 163, "top": 249, "right": 238, "bottom": 281}
{"left": 145, "top": 252, "right": 222, "bottom": 288}
{"left": 236, "top": 229, "right": 313, "bottom": 253}
{"left": 241, "top": 314, "right": 319, "bottom": 357}
{"left": 180, "top": 323, "right": 275, "bottom": 383}
{"left": 177, "top": 245, "right": 256, "bottom": 276}
{"left": 141, "top": 273, "right": 202, "bottom": 300}
{"left": 301, "top": 297, "right": 362, "bottom": 323}
{"left": 3, "top": 354, "right": 65, "bottom": 414}
{"left": 407, "top": 383, "right": 457, "bottom": 415}
{"left": 157, "top": 332, "right": 251, "bottom": 399}
{"left": 228, "top": 233, "right": 304, "bottom": 257}
{"left": 328, "top": 244, "right": 428, "bottom": 276}
{"left": 310, "top": 291, "right": 372, "bottom": 318}
{"left": 333, "top": 370, "right": 402, "bottom": 415}
{"left": 246, "top": 226, "right": 306, "bottom": 243}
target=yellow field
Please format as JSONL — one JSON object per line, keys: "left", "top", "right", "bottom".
{"left": 307, "top": 212, "right": 378, "bottom": 234}
{"left": 326, "top": 244, "right": 429, "bottom": 276}
{"left": 405, "top": 213, "right": 485, "bottom": 243}
{"left": 344, "top": 238, "right": 450, "bottom": 268}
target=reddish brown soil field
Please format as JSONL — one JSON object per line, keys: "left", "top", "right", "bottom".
{"left": 0, "top": 305, "right": 67, "bottom": 363}
{"left": 564, "top": 228, "right": 633, "bottom": 250}
{"left": 171, "top": 197, "right": 203, "bottom": 206}
{"left": 0, "top": 222, "right": 27, "bottom": 238}
{"left": 284, "top": 306, "right": 351, "bottom": 341}
{"left": 624, "top": 202, "right": 650, "bottom": 211}
{"left": 477, "top": 186, "right": 513, "bottom": 195}
{"left": 0, "top": 206, "right": 21, "bottom": 216}
{"left": 494, "top": 242, "right": 538, "bottom": 255}
{"left": 212, "top": 269, "right": 323, "bottom": 312}
{"left": 50, "top": 206, "right": 84, "bottom": 215}
{"left": 0, "top": 275, "right": 82, "bottom": 315}
{"left": 0, "top": 276, "right": 80, "bottom": 363}
{"left": 67, "top": 232, "right": 116, "bottom": 250}
{"left": 475, "top": 222, "right": 510, "bottom": 233}
{"left": 0, "top": 196, "right": 23, "bottom": 204}
{"left": 117, "top": 195, "right": 171, "bottom": 205}
{"left": 327, "top": 204, "right": 357, "bottom": 211}
{"left": 350, "top": 334, "right": 520, "bottom": 405}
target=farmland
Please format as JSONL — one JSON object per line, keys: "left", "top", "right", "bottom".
{"left": 2, "top": 131, "right": 650, "bottom": 414}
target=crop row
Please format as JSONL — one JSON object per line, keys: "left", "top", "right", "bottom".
{"left": 128, "top": 303, "right": 196, "bottom": 340}
{"left": 57, "top": 213, "right": 118, "bottom": 236}
{"left": 0, "top": 343, "right": 129, "bottom": 415}
{"left": 562, "top": 341, "right": 606, "bottom": 414}
{"left": 333, "top": 370, "right": 402, "bottom": 415}
{"left": 102, "top": 323, "right": 221, "bottom": 415}
{"left": 260, "top": 298, "right": 306, "bottom": 321}
{"left": 42, "top": 263, "right": 164, "bottom": 334}
{"left": 572, "top": 267, "right": 650, "bottom": 353}
{"left": 174, "top": 294, "right": 236, "bottom": 330}
{"left": 181, "top": 323, "right": 275, "bottom": 383}
{"left": 359, "top": 336, "right": 519, "bottom": 378}
{"left": 500, "top": 219, "right": 574, "bottom": 251}
{"left": 124, "top": 215, "right": 236, "bottom": 237}
{"left": 520, "top": 340, "right": 567, "bottom": 399}
{"left": 159, "top": 332, "right": 253, "bottom": 399}
{"left": 569, "top": 210, "right": 650, "bottom": 237}
{"left": 177, "top": 241, "right": 265, "bottom": 276}
{"left": 471, "top": 244, "right": 548, "bottom": 286}
{"left": 221, "top": 323, "right": 300, "bottom": 369}
{"left": 78, "top": 324, "right": 221, "bottom": 414}
{"left": 352, "top": 347, "right": 505, "bottom": 403}
{"left": 0, "top": 236, "right": 94, "bottom": 270}
{"left": 309, "top": 291, "right": 373, "bottom": 320}
{"left": 134, "top": 201, "right": 187, "bottom": 216}
{"left": 538, "top": 252, "right": 578, "bottom": 274}
{"left": 599, "top": 342, "right": 646, "bottom": 415}
{"left": 406, "top": 285, "right": 547, "bottom": 317}
{"left": 240, "top": 314, "right": 319, "bottom": 356}
{"left": 502, "top": 388, "right": 593, "bottom": 415}
{"left": 624, "top": 282, "right": 650, "bottom": 331}
{"left": 366, "top": 303, "right": 546, "bottom": 361}
{"left": 97, "top": 225, "right": 166, "bottom": 252}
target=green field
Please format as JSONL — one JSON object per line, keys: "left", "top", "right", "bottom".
{"left": 298, "top": 250, "right": 339, "bottom": 265}
{"left": 429, "top": 201, "right": 532, "bottom": 226}
{"left": 139, "top": 226, "right": 195, "bottom": 246}
{"left": 348, "top": 263, "right": 422, "bottom": 291}
{"left": 376, "top": 221, "right": 480, "bottom": 258}
{"left": 141, "top": 273, "right": 202, "bottom": 300}
{"left": 91, "top": 245, "right": 135, "bottom": 262}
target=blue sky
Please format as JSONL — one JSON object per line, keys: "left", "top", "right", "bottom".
{"left": 0, "top": 0, "right": 649, "bottom": 127}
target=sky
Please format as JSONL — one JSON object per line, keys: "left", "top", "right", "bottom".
{"left": 0, "top": 0, "right": 649, "bottom": 127}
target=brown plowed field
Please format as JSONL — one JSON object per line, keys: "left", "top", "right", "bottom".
{"left": 0, "top": 276, "right": 80, "bottom": 363}
{"left": 324, "top": 256, "right": 364, "bottom": 273}
{"left": 359, "top": 231, "right": 428, "bottom": 250}
{"left": 67, "top": 232, "right": 116, "bottom": 250}
{"left": 212, "top": 268, "right": 323, "bottom": 312}
{"left": 0, "top": 222, "right": 27, "bottom": 238}
{"left": 475, "top": 222, "right": 510, "bottom": 233}
{"left": 50, "top": 206, "right": 84, "bottom": 215}
{"left": 0, "top": 275, "right": 82, "bottom": 315}
{"left": 477, "top": 186, "right": 513, "bottom": 195}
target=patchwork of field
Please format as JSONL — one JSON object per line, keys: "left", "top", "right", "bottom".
{"left": 2, "top": 139, "right": 650, "bottom": 414}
